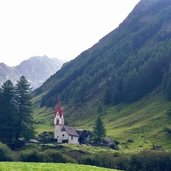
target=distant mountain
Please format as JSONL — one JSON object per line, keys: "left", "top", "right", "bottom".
{"left": 0, "top": 56, "right": 63, "bottom": 89}
{"left": 0, "top": 63, "right": 20, "bottom": 85}
{"left": 15, "top": 56, "right": 63, "bottom": 89}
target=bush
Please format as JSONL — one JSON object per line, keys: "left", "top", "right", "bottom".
{"left": 42, "top": 149, "right": 76, "bottom": 163}
{"left": 79, "top": 150, "right": 171, "bottom": 171}
{"left": 19, "top": 149, "right": 76, "bottom": 163}
{"left": 127, "top": 150, "right": 171, "bottom": 171}
{"left": 79, "top": 152, "right": 129, "bottom": 170}
{"left": 19, "top": 149, "right": 43, "bottom": 162}
{"left": 0, "top": 142, "right": 13, "bottom": 161}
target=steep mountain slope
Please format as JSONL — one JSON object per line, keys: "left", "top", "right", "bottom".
{"left": 36, "top": 0, "right": 171, "bottom": 107}
{"left": 33, "top": 0, "right": 171, "bottom": 150}
{"left": 0, "top": 56, "right": 63, "bottom": 89}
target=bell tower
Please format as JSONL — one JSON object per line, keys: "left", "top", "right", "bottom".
{"left": 54, "top": 97, "right": 64, "bottom": 142}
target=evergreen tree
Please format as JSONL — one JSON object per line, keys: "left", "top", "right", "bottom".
{"left": 0, "top": 80, "right": 17, "bottom": 146}
{"left": 15, "top": 76, "right": 34, "bottom": 142}
{"left": 93, "top": 116, "right": 106, "bottom": 142}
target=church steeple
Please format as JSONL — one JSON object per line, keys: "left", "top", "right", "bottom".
{"left": 54, "top": 96, "right": 64, "bottom": 139}
{"left": 53, "top": 96, "right": 79, "bottom": 144}
{"left": 54, "top": 96, "right": 63, "bottom": 118}
{"left": 54, "top": 96, "right": 64, "bottom": 126}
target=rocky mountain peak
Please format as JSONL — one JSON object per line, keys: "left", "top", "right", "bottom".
{"left": 0, "top": 56, "right": 64, "bottom": 89}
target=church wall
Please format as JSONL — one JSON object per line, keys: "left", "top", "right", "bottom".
{"left": 60, "top": 131, "right": 69, "bottom": 141}
{"left": 68, "top": 136, "right": 79, "bottom": 144}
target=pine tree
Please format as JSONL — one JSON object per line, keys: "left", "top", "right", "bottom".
{"left": 93, "top": 116, "right": 106, "bottom": 142}
{"left": 0, "top": 80, "right": 17, "bottom": 146}
{"left": 15, "top": 76, "right": 34, "bottom": 142}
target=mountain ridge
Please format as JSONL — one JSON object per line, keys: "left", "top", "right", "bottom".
{"left": 0, "top": 56, "right": 63, "bottom": 89}
{"left": 36, "top": 0, "right": 171, "bottom": 107}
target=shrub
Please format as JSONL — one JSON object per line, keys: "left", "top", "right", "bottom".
{"left": 80, "top": 150, "right": 171, "bottom": 171}
{"left": 79, "top": 152, "right": 129, "bottom": 170}
{"left": 127, "top": 150, "right": 171, "bottom": 171}
{"left": 19, "top": 149, "right": 76, "bottom": 163}
{"left": 19, "top": 149, "right": 43, "bottom": 162}
{"left": 42, "top": 149, "right": 76, "bottom": 163}
{"left": 0, "top": 142, "right": 13, "bottom": 161}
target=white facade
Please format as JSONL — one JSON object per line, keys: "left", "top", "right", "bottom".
{"left": 54, "top": 125, "right": 79, "bottom": 144}
{"left": 54, "top": 98, "right": 79, "bottom": 144}
{"left": 68, "top": 135, "right": 79, "bottom": 144}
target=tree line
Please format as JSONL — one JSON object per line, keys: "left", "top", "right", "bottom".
{"left": 0, "top": 76, "right": 34, "bottom": 148}
{"left": 39, "top": 4, "right": 171, "bottom": 108}
{"left": 104, "top": 41, "right": 171, "bottom": 105}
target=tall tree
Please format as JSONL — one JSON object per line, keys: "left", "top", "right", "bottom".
{"left": 15, "top": 76, "right": 34, "bottom": 142}
{"left": 0, "top": 80, "right": 17, "bottom": 146}
{"left": 93, "top": 116, "right": 106, "bottom": 142}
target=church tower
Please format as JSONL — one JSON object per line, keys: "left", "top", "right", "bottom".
{"left": 54, "top": 97, "right": 64, "bottom": 143}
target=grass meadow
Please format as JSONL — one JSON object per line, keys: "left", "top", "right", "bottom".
{"left": 0, "top": 162, "right": 120, "bottom": 171}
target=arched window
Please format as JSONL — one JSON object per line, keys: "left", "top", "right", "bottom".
{"left": 56, "top": 119, "right": 59, "bottom": 125}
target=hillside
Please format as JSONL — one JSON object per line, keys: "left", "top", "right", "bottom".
{"left": 33, "top": 0, "right": 171, "bottom": 151}
{"left": 0, "top": 56, "right": 63, "bottom": 89}
{"left": 36, "top": 0, "right": 171, "bottom": 106}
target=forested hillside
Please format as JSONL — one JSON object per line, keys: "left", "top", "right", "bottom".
{"left": 35, "top": 0, "right": 171, "bottom": 108}
{"left": 33, "top": 0, "right": 171, "bottom": 150}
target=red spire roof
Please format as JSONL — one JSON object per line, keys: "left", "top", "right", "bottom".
{"left": 54, "top": 97, "right": 63, "bottom": 118}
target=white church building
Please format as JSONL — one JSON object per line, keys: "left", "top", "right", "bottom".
{"left": 54, "top": 98, "right": 79, "bottom": 144}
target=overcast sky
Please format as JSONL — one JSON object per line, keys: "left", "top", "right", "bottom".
{"left": 0, "top": 0, "right": 140, "bottom": 66}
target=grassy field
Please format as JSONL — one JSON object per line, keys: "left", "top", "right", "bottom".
{"left": 32, "top": 92, "right": 171, "bottom": 153}
{"left": 0, "top": 162, "right": 121, "bottom": 171}
{"left": 104, "top": 94, "right": 171, "bottom": 152}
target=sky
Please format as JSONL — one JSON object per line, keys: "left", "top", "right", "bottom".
{"left": 0, "top": 0, "right": 140, "bottom": 66}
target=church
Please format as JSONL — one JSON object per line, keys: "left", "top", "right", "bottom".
{"left": 54, "top": 98, "right": 79, "bottom": 144}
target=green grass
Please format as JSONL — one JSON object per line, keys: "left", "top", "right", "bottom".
{"left": 62, "top": 143, "right": 116, "bottom": 154}
{"left": 33, "top": 107, "right": 53, "bottom": 134}
{"left": 104, "top": 93, "right": 171, "bottom": 152}
{"left": 32, "top": 92, "right": 171, "bottom": 152}
{"left": 0, "top": 162, "right": 121, "bottom": 171}
{"left": 32, "top": 93, "right": 54, "bottom": 134}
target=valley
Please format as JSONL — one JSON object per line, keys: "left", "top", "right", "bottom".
{"left": 1, "top": 0, "right": 171, "bottom": 170}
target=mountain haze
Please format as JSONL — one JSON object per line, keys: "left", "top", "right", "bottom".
{"left": 0, "top": 56, "right": 63, "bottom": 89}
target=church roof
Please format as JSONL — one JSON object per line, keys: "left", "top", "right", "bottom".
{"left": 61, "top": 126, "right": 79, "bottom": 137}
{"left": 54, "top": 97, "right": 63, "bottom": 118}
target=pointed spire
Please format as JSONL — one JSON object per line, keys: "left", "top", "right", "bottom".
{"left": 54, "top": 96, "right": 63, "bottom": 118}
